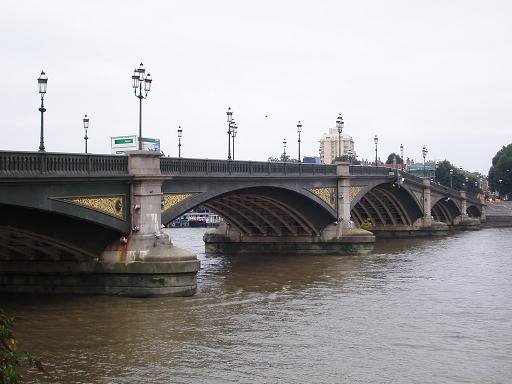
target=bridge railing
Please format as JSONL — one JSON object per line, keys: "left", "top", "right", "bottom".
{"left": 0, "top": 151, "right": 128, "bottom": 177}
{"left": 160, "top": 157, "right": 337, "bottom": 176}
{"left": 349, "top": 165, "right": 393, "bottom": 176}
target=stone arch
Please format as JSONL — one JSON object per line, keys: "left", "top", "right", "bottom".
{"left": 431, "top": 197, "right": 462, "bottom": 224}
{"left": 467, "top": 204, "right": 481, "bottom": 218}
{"left": 161, "top": 186, "right": 336, "bottom": 237}
{"left": 350, "top": 182, "right": 423, "bottom": 227}
{"left": 0, "top": 203, "right": 123, "bottom": 261}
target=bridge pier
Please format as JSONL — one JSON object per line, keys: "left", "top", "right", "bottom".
{"left": 99, "top": 151, "right": 200, "bottom": 296}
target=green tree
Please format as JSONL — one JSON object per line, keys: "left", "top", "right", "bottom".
{"left": 435, "top": 160, "right": 481, "bottom": 194}
{"left": 1, "top": 310, "right": 46, "bottom": 382}
{"left": 386, "top": 153, "right": 403, "bottom": 164}
{"left": 267, "top": 154, "right": 298, "bottom": 162}
{"left": 488, "top": 144, "right": 512, "bottom": 197}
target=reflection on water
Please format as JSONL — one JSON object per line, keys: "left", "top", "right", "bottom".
{"left": 3, "top": 228, "right": 512, "bottom": 383}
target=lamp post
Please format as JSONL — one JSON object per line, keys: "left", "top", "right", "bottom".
{"left": 131, "top": 63, "right": 152, "bottom": 150}
{"left": 464, "top": 176, "right": 469, "bottom": 191}
{"left": 297, "top": 120, "right": 302, "bottom": 163}
{"left": 231, "top": 121, "right": 238, "bottom": 160}
{"left": 347, "top": 148, "right": 353, "bottom": 163}
{"left": 37, "top": 71, "right": 48, "bottom": 152}
{"left": 400, "top": 143, "right": 404, "bottom": 172}
{"left": 177, "top": 126, "right": 182, "bottom": 158}
{"left": 422, "top": 145, "right": 428, "bottom": 177}
{"left": 336, "top": 114, "right": 344, "bottom": 159}
{"left": 450, "top": 169, "right": 453, "bottom": 188}
{"left": 83, "top": 114, "right": 89, "bottom": 154}
{"left": 283, "top": 138, "right": 287, "bottom": 160}
{"left": 374, "top": 135, "right": 378, "bottom": 166}
{"left": 226, "top": 107, "right": 233, "bottom": 160}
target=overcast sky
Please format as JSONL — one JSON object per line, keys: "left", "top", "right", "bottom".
{"left": 1, "top": 0, "right": 511, "bottom": 173}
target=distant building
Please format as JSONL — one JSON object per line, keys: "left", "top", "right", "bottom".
{"left": 302, "top": 156, "right": 322, "bottom": 164}
{"left": 319, "top": 128, "right": 355, "bottom": 164}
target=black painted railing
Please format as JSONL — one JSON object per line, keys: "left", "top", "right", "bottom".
{"left": 349, "top": 165, "right": 393, "bottom": 176}
{"left": 160, "top": 157, "right": 337, "bottom": 176}
{"left": 0, "top": 151, "right": 128, "bottom": 176}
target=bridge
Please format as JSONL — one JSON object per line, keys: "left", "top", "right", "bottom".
{"left": 0, "top": 150, "right": 484, "bottom": 296}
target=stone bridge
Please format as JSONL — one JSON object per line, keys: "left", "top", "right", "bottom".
{"left": 0, "top": 150, "right": 484, "bottom": 296}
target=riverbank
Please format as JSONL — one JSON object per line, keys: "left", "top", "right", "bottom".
{"left": 483, "top": 201, "right": 512, "bottom": 227}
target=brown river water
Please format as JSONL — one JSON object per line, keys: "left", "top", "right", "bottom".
{"left": 2, "top": 227, "right": 512, "bottom": 383}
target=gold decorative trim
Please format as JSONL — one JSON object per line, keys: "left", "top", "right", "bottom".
{"left": 349, "top": 186, "right": 364, "bottom": 204}
{"left": 161, "top": 193, "right": 197, "bottom": 212}
{"left": 49, "top": 195, "right": 125, "bottom": 220}
{"left": 308, "top": 187, "right": 336, "bottom": 209}
{"left": 413, "top": 191, "right": 423, "bottom": 205}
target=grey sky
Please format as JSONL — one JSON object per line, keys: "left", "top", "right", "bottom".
{"left": 2, "top": 0, "right": 511, "bottom": 173}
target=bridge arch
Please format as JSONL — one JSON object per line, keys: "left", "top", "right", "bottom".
{"left": 350, "top": 182, "right": 423, "bottom": 227}
{"left": 466, "top": 204, "right": 482, "bottom": 218}
{"left": 0, "top": 203, "right": 124, "bottom": 261}
{"left": 161, "top": 185, "right": 336, "bottom": 237}
{"left": 431, "top": 196, "right": 462, "bottom": 225}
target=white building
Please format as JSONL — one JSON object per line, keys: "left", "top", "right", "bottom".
{"left": 319, "top": 128, "right": 355, "bottom": 164}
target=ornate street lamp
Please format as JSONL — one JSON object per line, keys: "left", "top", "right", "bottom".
{"left": 231, "top": 121, "right": 238, "bottom": 160}
{"left": 131, "top": 63, "right": 152, "bottom": 150}
{"left": 400, "top": 143, "right": 404, "bottom": 172}
{"left": 336, "top": 114, "right": 344, "bottom": 159}
{"left": 422, "top": 145, "right": 428, "bottom": 177}
{"left": 283, "top": 138, "right": 287, "bottom": 159}
{"left": 83, "top": 114, "right": 89, "bottom": 154}
{"left": 464, "top": 176, "right": 469, "bottom": 191}
{"left": 450, "top": 169, "right": 454, "bottom": 188}
{"left": 37, "top": 70, "right": 48, "bottom": 152}
{"left": 226, "top": 107, "right": 233, "bottom": 160}
{"left": 177, "top": 126, "right": 182, "bottom": 158}
{"left": 297, "top": 120, "right": 302, "bottom": 163}
{"left": 374, "top": 135, "right": 378, "bottom": 166}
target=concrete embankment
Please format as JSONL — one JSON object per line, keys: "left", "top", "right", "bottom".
{"left": 483, "top": 202, "right": 512, "bottom": 227}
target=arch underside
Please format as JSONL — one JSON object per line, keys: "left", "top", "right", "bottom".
{"left": 0, "top": 204, "right": 122, "bottom": 261}
{"left": 0, "top": 226, "right": 94, "bottom": 261}
{"left": 164, "top": 187, "right": 336, "bottom": 237}
{"left": 467, "top": 205, "right": 481, "bottom": 218}
{"left": 205, "top": 194, "right": 318, "bottom": 236}
{"left": 351, "top": 184, "right": 422, "bottom": 227}
{"left": 431, "top": 198, "right": 462, "bottom": 224}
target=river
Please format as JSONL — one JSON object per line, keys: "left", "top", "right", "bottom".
{"left": 2, "top": 228, "right": 512, "bottom": 383}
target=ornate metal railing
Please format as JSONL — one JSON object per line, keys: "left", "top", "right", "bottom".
{"left": 349, "top": 165, "right": 394, "bottom": 176}
{"left": 160, "top": 157, "right": 337, "bottom": 176}
{"left": 0, "top": 151, "right": 128, "bottom": 177}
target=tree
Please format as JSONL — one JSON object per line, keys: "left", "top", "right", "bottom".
{"left": 488, "top": 144, "right": 512, "bottom": 197}
{"left": 0, "top": 310, "right": 46, "bottom": 382}
{"left": 267, "top": 154, "right": 298, "bottom": 162}
{"left": 386, "top": 153, "right": 403, "bottom": 164}
{"left": 435, "top": 160, "right": 481, "bottom": 194}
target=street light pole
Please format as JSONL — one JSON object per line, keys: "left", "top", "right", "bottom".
{"left": 283, "top": 138, "right": 287, "bottom": 160}
{"left": 297, "top": 120, "right": 302, "bottom": 163}
{"left": 37, "top": 71, "right": 48, "bottom": 152}
{"left": 336, "top": 114, "right": 344, "bottom": 159}
{"left": 422, "top": 145, "right": 428, "bottom": 177}
{"left": 374, "top": 135, "right": 378, "bottom": 166}
{"left": 400, "top": 143, "right": 404, "bottom": 172}
{"left": 131, "top": 63, "right": 152, "bottom": 150}
{"left": 450, "top": 169, "right": 454, "bottom": 188}
{"left": 231, "top": 121, "right": 237, "bottom": 160}
{"left": 83, "top": 114, "right": 89, "bottom": 154}
{"left": 226, "top": 107, "right": 233, "bottom": 160}
{"left": 177, "top": 126, "right": 182, "bottom": 158}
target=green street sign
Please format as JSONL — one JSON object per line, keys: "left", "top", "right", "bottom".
{"left": 114, "top": 138, "right": 134, "bottom": 144}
